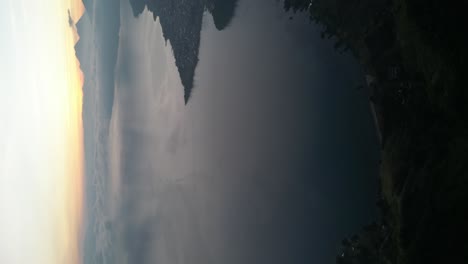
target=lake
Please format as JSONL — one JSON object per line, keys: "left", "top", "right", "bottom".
{"left": 106, "top": 0, "right": 381, "bottom": 263}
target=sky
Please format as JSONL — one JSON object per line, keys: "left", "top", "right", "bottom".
{"left": 1, "top": 0, "right": 380, "bottom": 263}
{"left": 0, "top": 0, "right": 85, "bottom": 263}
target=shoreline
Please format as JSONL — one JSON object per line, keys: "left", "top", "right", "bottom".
{"left": 283, "top": 0, "right": 468, "bottom": 262}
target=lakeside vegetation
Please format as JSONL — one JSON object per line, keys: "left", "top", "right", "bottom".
{"left": 285, "top": 0, "right": 468, "bottom": 263}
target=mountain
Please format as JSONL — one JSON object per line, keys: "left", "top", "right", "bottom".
{"left": 206, "top": 0, "right": 239, "bottom": 31}
{"left": 129, "top": 0, "right": 239, "bottom": 104}
{"left": 74, "top": 0, "right": 121, "bottom": 262}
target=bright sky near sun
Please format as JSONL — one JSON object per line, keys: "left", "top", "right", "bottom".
{"left": 0, "top": 0, "right": 85, "bottom": 263}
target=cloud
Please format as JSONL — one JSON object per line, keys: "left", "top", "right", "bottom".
{"left": 107, "top": 3, "right": 194, "bottom": 263}
{"left": 68, "top": 9, "right": 74, "bottom": 27}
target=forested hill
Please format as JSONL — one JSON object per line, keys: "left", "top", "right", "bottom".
{"left": 129, "top": 0, "right": 239, "bottom": 104}
{"left": 284, "top": 0, "right": 468, "bottom": 264}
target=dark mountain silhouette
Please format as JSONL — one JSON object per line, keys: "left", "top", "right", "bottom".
{"left": 206, "top": 0, "right": 239, "bottom": 30}
{"left": 81, "top": 0, "right": 94, "bottom": 17}
{"left": 129, "top": 0, "right": 239, "bottom": 103}
{"left": 74, "top": 1, "right": 121, "bottom": 262}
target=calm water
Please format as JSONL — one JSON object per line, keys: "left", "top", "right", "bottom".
{"left": 110, "top": 0, "right": 380, "bottom": 263}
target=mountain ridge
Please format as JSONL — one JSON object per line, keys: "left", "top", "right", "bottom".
{"left": 129, "top": 0, "right": 239, "bottom": 103}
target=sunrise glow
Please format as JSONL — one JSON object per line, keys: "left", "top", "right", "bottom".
{"left": 0, "top": 0, "right": 85, "bottom": 263}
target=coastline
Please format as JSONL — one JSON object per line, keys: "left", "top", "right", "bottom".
{"left": 283, "top": 0, "right": 468, "bottom": 263}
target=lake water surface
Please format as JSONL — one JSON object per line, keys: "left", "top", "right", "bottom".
{"left": 110, "top": 0, "right": 381, "bottom": 263}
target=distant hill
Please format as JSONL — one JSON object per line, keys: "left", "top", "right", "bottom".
{"left": 129, "top": 0, "right": 239, "bottom": 104}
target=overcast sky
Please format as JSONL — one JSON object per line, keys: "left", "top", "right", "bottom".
{"left": 82, "top": 0, "right": 381, "bottom": 263}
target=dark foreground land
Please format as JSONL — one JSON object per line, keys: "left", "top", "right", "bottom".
{"left": 286, "top": 0, "right": 468, "bottom": 263}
